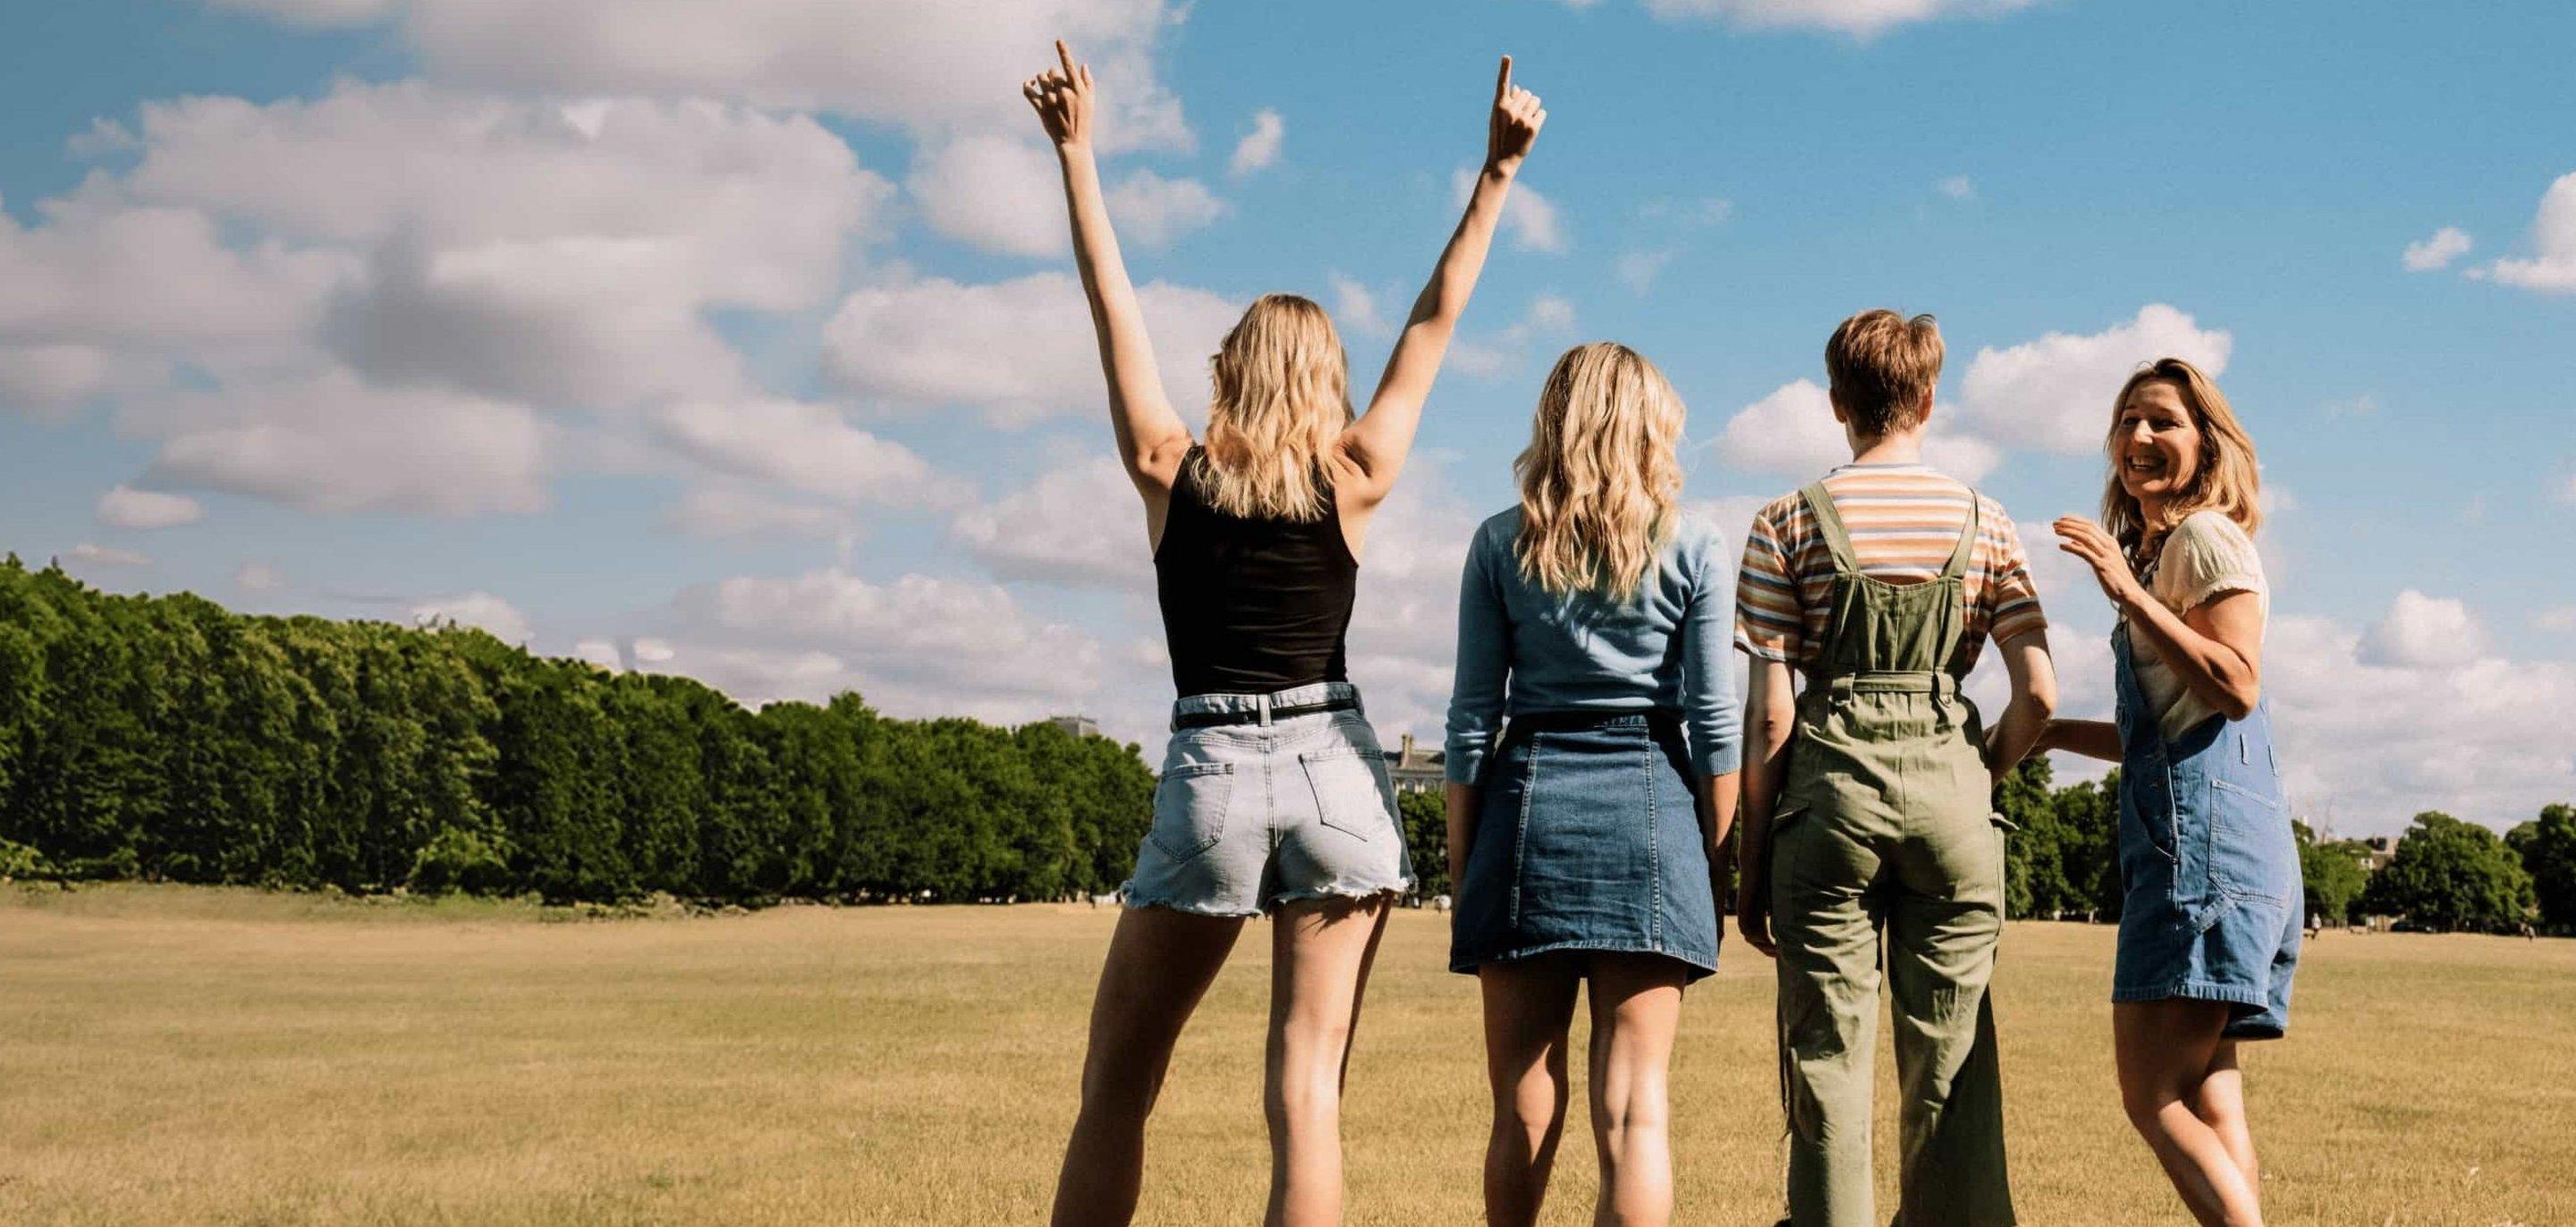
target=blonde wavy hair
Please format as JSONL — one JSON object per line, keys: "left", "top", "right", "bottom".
{"left": 1513, "top": 343, "right": 1687, "bottom": 597}
{"left": 2099, "top": 358, "right": 2264, "bottom": 563}
{"left": 1197, "top": 294, "right": 1352, "bottom": 521}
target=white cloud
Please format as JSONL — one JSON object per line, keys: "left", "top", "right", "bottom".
{"left": 1937, "top": 174, "right": 1975, "bottom": 200}
{"left": 95, "top": 486, "right": 206, "bottom": 529}
{"left": 2358, "top": 589, "right": 2486, "bottom": 670}
{"left": 631, "top": 638, "right": 676, "bottom": 664}
{"left": 952, "top": 455, "right": 1151, "bottom": 586}
{"left": 1711, "top": 378, "right": 1998, "bottom": 481}
{"left": 1951, "top": 303, "right": 2233, "bottom": 453}
{"left": 1452, "top": 167, "right": 1566, "bottom": 253}
{"left": 138, "top": 369, "right": 548, "bottom": 517}
{"left": 1328, "top": 272, "right": 1389, "bottom": 337}
{"left": 234, "top": 562, "right": 286, "bottom": 591}
{"left": 215, "top": 0, "right": 1193, "bottom": 152}
{"left": 2533, "top": 605, "right": 2576, "bottom": 633}
{"left": 1105, "top": 170, "right": 1226, "bottom": 248}
{"left": 569, "top": 638, "right": 624, "bottom": 671}
{"left": 651, "top": 397, "right": 964, "bottom": 506}
{"left": 823, "top": 270, "right": 1240, "bottom": 425}
{"left": 411, "top": 591, "right": 531, "bottom": 643}
{"left": 2480, "top": 171, "right": 2576, "bottom": 292}
{"left": 0, "top": 201, "right": 352, "bottom": 357}
{"left": 1639, "top": 0, "right": 2039, "bottom": 36}
{"left": 2561, "top": 471, "right": 2576, "bottom": 504}
{"left": 906, "top": 134, "right": 1066, "bottom": 258}
{"left": 2402, "top": 225, "right": 2472, "bottom": 272}
{"left": 1229, "top": 109, "right": 1284, "bottom": 175}
{"left": 65, "top": 543, "right": 152, "bottom": 568}
{"left": 1616, "top": 249, "right": 1674, "bottom": 295}
{"left": 0, "top": 344, "right": 114, "bottom": 419}
{"left": 2267, "top": 603, "right": 2576, "bottom": 834}
{"left": 662, "top": 568, "right": 1104, "bottom": 717}
{"left": 662, "top": 485, "right": 857, "bottom": 540}
{"left": 1448, "top": 292, "right": 1580, "bottom": 382}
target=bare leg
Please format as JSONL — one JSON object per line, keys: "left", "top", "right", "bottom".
{"left": 2192, "top": 1042, "right": 2258, "bottom": 1188}
{"left": 1264, "top": 895, "right": 1394, "bottom": 1227}
{"left": 1479, "top": 953, "right": 1581, "bottom": 1226}
{"left": 2114, "top": 1000, "right": 2264, "bottom": 1227}
{"left": 1049, "top": 906, "right": 1246, "bottom": 1227}
{"left": 1582, "top": 953, "right": 1687, "bottom": 1226}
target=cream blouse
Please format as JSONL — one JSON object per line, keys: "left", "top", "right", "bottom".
{"left": 2127, "top": 510, "right": 2268, "bottom": 742}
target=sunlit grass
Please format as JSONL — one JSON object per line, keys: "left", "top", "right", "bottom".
{"left": 3, "top": 884, "right": 2571, "bottom": 1223}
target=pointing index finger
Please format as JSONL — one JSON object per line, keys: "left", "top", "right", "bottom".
{"left": 1057, "top": 39, "right": 1077, "bottom": 78}
{"left": 1496, "top": 55, "right": 1513, "bottom": 103}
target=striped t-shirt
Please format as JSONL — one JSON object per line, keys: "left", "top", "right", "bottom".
{"left": 1734, "top": 461, "right": 2046, "bottom": 674}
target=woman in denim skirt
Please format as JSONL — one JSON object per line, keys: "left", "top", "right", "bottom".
{"left": 2042, "top": 358, "right": 2302, "bottom": 1227}
{"left": 1445, "top": 343, "right": 1742, "bottom": 1224}
{"left": 1027, "top": 45, "right": 1547, "bottom": 1226}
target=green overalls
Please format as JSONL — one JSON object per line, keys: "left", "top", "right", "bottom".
{"left": 1768, "top": 483, "right": 2014, "bottom": 1226}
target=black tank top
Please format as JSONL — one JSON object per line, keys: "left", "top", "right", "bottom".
{"left": 1154, "top": 447, "right": 1359, "bottom": 698}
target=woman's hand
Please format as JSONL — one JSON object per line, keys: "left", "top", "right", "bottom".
{"left": 1022, "top": 40, "right": 1093, "bottom": 150}
{"left": 1485, "top": 55, "right": 1545, "bottom": 174}
{"left": 2052, "top": 516, "right": 2150, "bottom": 614}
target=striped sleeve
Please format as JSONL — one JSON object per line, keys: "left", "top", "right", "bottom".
{"left": 1733, "top": 499, "right": 1803, "bottom": 662}
{"left": 1984, "top": 505, "right": 2047, "bottom": 646}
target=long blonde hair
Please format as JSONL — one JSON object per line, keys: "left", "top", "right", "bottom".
{"left": 2099, "top": 358, "right": 2263, "bottom": 563}
{"left": 1199, "top": 294, "right": 1352, "bottom": 520}
{"left": 1513, "top": 343, "right": 1687, "bottom": 597}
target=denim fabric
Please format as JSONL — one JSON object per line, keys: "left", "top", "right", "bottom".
{"left": 1449, "top": 713, "right": 1718, "bottom": 980}
{"left": 1444, "top": 509, "right": 1741, "bottom": 784}
{"left": 2111, "top": 625, "right": 2303, "bottom": 1039}
{"left": 1123, "top": 681, "right": 1413, "bottom": 917}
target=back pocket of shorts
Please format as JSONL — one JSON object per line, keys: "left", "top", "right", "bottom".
{"left": 1299, "top": 746, "right": 1391, "bottom": 842}
{"left": 1150, "top": 763, "right": 1235, "bottom": 861}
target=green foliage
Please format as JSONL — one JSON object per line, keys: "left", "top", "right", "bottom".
{"left": 0, "top": 558, "right": 1154, "bottom": 905}
{"left": 2293, "top": 820, "right": 2372, "bottom": 927}
{"left": 2361, "top": 812, "right": 2538, "bottom": 934}
{"left": 2505, "top": 803, "right": 2576, "bottom": 934}
{"left": 1992, "top": 760, "right": 2123, "bottom": 922}
{"left": 1397, "top": 789, "right": 1447, "bottom": 899}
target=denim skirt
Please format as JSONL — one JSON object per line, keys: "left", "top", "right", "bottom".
{"left": 1450, "top": 711, "right": 1718, "bottom": 980}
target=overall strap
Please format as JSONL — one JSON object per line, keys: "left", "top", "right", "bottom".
{"left": 1936, "top": 491, "right": 1981, "bottom": 581}
{"left": 1798, "top": 482, "right": 1862, "bottom": 576}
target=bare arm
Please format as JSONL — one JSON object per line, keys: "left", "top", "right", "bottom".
{"left": 1335, "top": 56, "right": 1546, "bottom": 511}
{"left": 1979, "top": 630, "right": 2057, "bottom": 781}
{"left": 2038, "top": 718, "right": 2123, "bottom": 762}
{"left": 1699, "top": 771, "right": 1741, "bottom": 871}
{"left": 1446, "top": 782, "right": 1479, "bottom": 891}
{"left": 1026, "top": 42, "right": 1194, "bottom": 507}
{"left": 1733, "top": 656, "right": 1799, "bottom": 958}
{"left": 2053, "top": 517, "right": 2264, "bottom": 720}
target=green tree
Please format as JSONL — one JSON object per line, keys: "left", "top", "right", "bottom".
{"left": 1398, "top": 788, "right": 1447, "bottom": 899}
{"left": 2360, "top": 812, "right": 2536, "bottom": 934}
{"left": 2505, "top": 803, "right": 2576, "bottom": 934}
{"left": 2292, "top": 820, "right": 2370, "bottom": 927}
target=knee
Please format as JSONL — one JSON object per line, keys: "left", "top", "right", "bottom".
{"left": 1594, "top": 1080, "right": 1671, "bottom": 1147}
{"left": 1492, "top": 1078, "right": 1565, "bottom": 1138}
{"left": 2120, "top": 1082, "right": 2181, "bottom": 1136}
{"left": 1078, "top": 1062, "right": 1163, "bottom": 1125}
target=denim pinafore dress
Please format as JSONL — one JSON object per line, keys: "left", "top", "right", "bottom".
{"left": 2110, "top": 613, "right": 2303, "bottom": 1038}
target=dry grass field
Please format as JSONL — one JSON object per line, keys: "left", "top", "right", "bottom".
{"left": 3, "top": 884, "right": 2572, "bottom": 1225}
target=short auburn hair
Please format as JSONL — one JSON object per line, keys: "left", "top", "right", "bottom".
{"left": 1825, "top": 309, "right": 1944, "bottom": 436}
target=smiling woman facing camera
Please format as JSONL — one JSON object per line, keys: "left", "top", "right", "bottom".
{"left": 2041, "top": 358, "right": 2301, "bottom": 1227}
{"left": 1024, "top": 42, "right": 1545, "bottom": 1227}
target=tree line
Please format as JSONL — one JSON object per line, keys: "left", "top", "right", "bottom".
{"left": 4, "top": 555, "right": 2568, "bottom": 930}
{"left": 0, "top": 558, "right": 1152, "bottom": 904}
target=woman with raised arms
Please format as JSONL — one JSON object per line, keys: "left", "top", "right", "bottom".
{"left": 1443, "top": 343, "right": 1741, "bottom": 1226}
{"left": 2040, "top": 359, "right": 2302, "bottom": 1227}
{"left": 1024, "top": 43, "right": 1545, "bottom": 1227}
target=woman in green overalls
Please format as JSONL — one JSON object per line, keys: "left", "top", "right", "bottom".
{"left": 1734, "top": 309, "right": 2058, "bottom": 1227}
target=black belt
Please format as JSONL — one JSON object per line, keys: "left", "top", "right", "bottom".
{"left": 1173, "top": 697, "right": 1360, "bottom": 730}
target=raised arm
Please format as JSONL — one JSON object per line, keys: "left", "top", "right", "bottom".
{"left": 2054, "top": 516, "right": 2264, "bottom": 719}
{"left": 1025, "top": 42, "right": 1194, "bottom": 503}
{"left": 1335, "top": 55, "right": 1546, "bottom": 510}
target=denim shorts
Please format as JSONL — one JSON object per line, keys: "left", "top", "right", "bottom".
{"left": 2114, "top": 703, "right": 2303, "bottom": 1040}
{"left": 1450, "top": 711, "right": 1718, "bottom": 981}
{"left": 1123, "top": 681, "right": 1413, "bottom": 918}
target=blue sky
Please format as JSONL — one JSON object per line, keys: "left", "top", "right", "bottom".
{"left": 2, "top": 0, "right": 2571, "bottom": 835}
